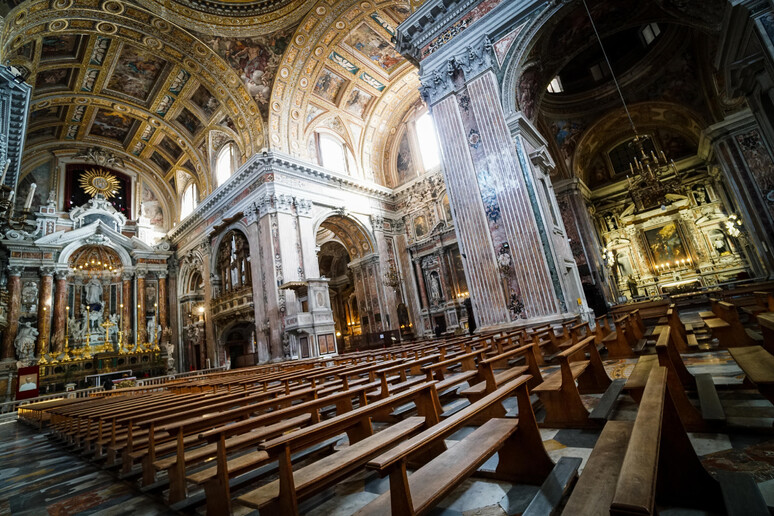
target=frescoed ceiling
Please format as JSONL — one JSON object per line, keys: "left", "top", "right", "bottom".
{"left": 0, "top": 0, "right": 264, "bottom": 206}
{"left": 269, "top": 0, "right": 423, "bottom": 184}
{"left": 0, "top": 0, "right": 427, "bottom": 209}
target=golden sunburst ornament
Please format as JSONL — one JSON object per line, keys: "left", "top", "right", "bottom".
{"left": 79, "top": 169, "right": 120, "bottom": 199}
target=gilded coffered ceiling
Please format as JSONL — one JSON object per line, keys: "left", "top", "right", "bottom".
{"left": 0, "top": 0, "right": 264, "bottom": 203}
{"left": 0, "top": 0, "right": 428, "bottom": 207}
{"left": 268, "top": 0, "right": 423, "bottom": 182}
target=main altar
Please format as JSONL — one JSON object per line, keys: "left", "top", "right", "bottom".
{"left": 0, "top": 166, "right": 174, "bottom": 393}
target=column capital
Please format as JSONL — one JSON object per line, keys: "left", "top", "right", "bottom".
{"left": 7, "top": 266, "right": 22, "bottom": 277}
{"left": 419, "top": 36, "right": 494, "bottom": 106}
{"left": 54, "top": 270, "right": 68, "bottom": 280}
{"left": 136, "top": 269, "right": 147, "bottom": 279}
{"left": 40, "top": 266, "right": 55, "bottom": 277}
{"left": 122, "top": 272, "right": 133, "bottom": 282}
{"left": 157, "top": 271, "right": 168, "bottom": 279}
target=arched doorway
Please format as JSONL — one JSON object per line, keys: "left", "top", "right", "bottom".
{"left": 222, "top": 323, "right": 253, "bottom": 368}
{"left": 316, "top": 214, "right": 393, "bottom": 350}
{"left": 317, "top": 240, "right": 355, "bottom": 351}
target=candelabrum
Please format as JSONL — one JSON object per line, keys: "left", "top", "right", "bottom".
{"left": 0, "top": 182, "right": 37, "bottom": 232}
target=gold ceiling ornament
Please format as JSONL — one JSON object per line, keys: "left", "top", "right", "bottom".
{"left": 79, "top": 168, "right": 120, "bottom": 199}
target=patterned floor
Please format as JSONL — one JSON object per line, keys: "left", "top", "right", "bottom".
{"left": 2, "top": 313, "right": 774, "bottom": 515}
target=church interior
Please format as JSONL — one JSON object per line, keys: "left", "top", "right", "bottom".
{"left": 2, "top": 0, "right": 774, "bottom": 514}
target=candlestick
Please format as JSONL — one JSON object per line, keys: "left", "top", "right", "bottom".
{"left": 0, "top": 159, "right": 9, "bottom": 186}
{"left": 23, "top": 182, "right": 36, "bottom": 211}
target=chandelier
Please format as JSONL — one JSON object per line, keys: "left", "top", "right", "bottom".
{"left": 583, "top": 0, "right": 682, "bottom": 211}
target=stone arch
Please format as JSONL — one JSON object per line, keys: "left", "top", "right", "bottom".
{"left": 499, "top": 0, "right": 727, "bottom": 121}
{"left": 313, "top": 211, "right": 376, "bottom": 260}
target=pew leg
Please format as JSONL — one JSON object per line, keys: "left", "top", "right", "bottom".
{"left": 493, "top": 386, "right": 554, "bottom": 483}
{"left": 142, "top": 455, "right": 156, "bottom": 486}
{"left": 275, "top": 445, "right": 299, "bottom": 516}
{"left": 167, "top": 464, "right": 188, "bottom": 503}
{"left": 388, "top": 461, "right": 416, "bottom": 516}
{"left": 204, "top": 478, "right": 232, "bottom": 516}
{"left": 537, "top": 387, "right": 592, "bottom": 428}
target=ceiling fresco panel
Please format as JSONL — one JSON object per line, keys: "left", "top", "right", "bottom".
{"left": 105, "top": 43, "right": 169, "bottom": 103}
{"left": 344, "top": 22, "right": 404, "bottom": 74}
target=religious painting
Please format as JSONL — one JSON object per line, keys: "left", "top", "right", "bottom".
{"left": 35, "top": 68, "right": 73, "bottom": 91}
{"left": 384, "top": 5, "right": 412, "bottom": 22}
{"left": 176, "top": 108, "right": 202, "bottom": 135}
{"left": 643, "top": 222, "right": 688, "bottom": 267}
{"left": 190, "top": 85, "right": 219, "bottom": 119}
{"left": 29, "top": 105, "right": 63, "bottom": 125}
{"left": 158, "top": 135, "right": 182, "bottom": 161}
{"left": 343, "top": 87, "right": 372, "bottom": 118}
{"left": 396, "top": 131, "right": 415, "bottom": 185}
{"left": 26, "top": 126, "right": 58, "bottom": 141}
{"left": 15, "top": 365, "right": 39, "bottom": 401}
{"left": 414, "top": 214, "right": 427, "bottom": 239}
{"left": 15, "top": 161, "right": 52, "bottom": 213}
{"left": 89, "top": 109, "right": 135, "bottom": 142}
{"left": 40, "top": 34, "right": 81, "bottom": 61}
{"left": 656, "top": 128, "right": 696, "bottom": 160}
{"left": 106, "top": 44, "right": 168, "bottom": 102}
{"left": 313, "top": 68, "right": 347, "bottom": 104}
{"left": 345, "top": 23, "right": 404, "bottom": 73}
{"left": 141, "top": 182, "right": 165, "bottom": 229}
{"left": 219, "top": 115, "right": 237, "bottom": 132}
{"left": 150, "top": 151, "right": 171, "bottom": 173}
{"left": 201, "top": 26, "right": 294, "bottom": 117}
{"left": 306, "top": 104, "right": 325, "bottom": 124}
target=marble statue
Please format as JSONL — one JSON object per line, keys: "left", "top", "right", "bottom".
{"left": 21, "top": 281, "right": 38, "bottom": 308}
{"left": 108, "top": 313, "right": 119, "bottom": 340}
{"left": 15, "top": 322, "right": 38, "bottom": 363}
{"left": 147, "top": 319, "right": 156, "bottom": 343}
{"left": 430, "top": 273, "right": 442, "bottom": 302}
{"left": 85, "top": 278, "right": 103, "bottom": 305}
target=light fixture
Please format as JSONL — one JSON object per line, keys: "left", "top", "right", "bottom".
{"left": 583, "top": 0, "right": 682, "bottom": 211}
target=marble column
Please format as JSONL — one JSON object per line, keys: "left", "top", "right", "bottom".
{"left": 51, "top": 271, "right": 68, "bottom": 354}
{"left": 158, "top": 272, "right": 168, "bottom": 342}
{"left": 413, "top": 259, "right": 429, "bottom": 309}
{"left": 136, "top": 272, "right": 147, "bottom": 345}
{"left": 121, "top": 274, "right": 132, "bottom": 343}
{"left": 2, "top": 267, "right": 22, "bottom": 360}
{"left": 36, "top": 268, "right": 54, "bottom": 356}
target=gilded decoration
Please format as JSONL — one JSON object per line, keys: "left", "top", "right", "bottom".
{"left": 78, "top": 168, "right": 120, "bottom": 199}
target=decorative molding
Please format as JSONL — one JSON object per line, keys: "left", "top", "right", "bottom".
{"left": 72, "top": 147, "right": 125, "bottom": 169}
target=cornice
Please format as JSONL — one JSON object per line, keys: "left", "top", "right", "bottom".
{"left": 168, "top": 151, "right": 397, "bottom": 245}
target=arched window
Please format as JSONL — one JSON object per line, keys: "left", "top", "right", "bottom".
{"left": 215, "top": 143, "right": 235, "bottom": 187}
{"left": 318, "top": 133, "right": 348, "bottom": 174}
{"left": 180, "top": 183, "right": 197, "bottom": 220}
{"left": 415, "top": 112, "right": 441, "bottom": 170}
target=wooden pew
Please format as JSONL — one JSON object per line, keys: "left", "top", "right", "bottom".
{"left": 713, "top": 300, "right": 762, "bottom": 346}
{"left": 602, "top": 315, "right": 635, "bottom": 359}
{"left": 533, "top": 335, "right": 612, "bottom": 427}
{"left": 758, "top": 312, "right": 774, "bottom": 355}
{"left": 565, "top": 367, "right": 737, "bottom": 515}
{"left": 236, "top": 382, "right": 443, "bottom": 515}
{"left": 594, "top": 315, "right": 611, "bottom": 345}
{"left": 356, "top": 375, "right": 554, "bottom": 516}
{"left": 421, "top": 349, "right": 485, "bottom": 396}
{"left": 459, "top": 343, "right": 543, "bottom": 404}
{"left": 728, "top": 346, "right": 774, "bottom": 411}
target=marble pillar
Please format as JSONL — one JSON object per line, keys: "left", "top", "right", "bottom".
{"left": 245, "top": 206, "right": 271, "bottom": 363}
{"left": 2, "top": 268, "right": 22, "bottom": 360}
{"left": 121, "top": 274, "right": 131, "bottom": 343}
{"left": 137, "top": 272, "right": 146, "bottom": 345}
{"left": 51, "top": 271, "right": 67, "bottom": 354}
{"left": 36, "top": 269, "right": 54, "bottom": 356}
{"left": 158, "top": 273, "right": 168, "bottom": 341}
{"left": 413, "top": 259, "right": 429, "bottom": 310}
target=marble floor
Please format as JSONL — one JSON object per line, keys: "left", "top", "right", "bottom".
{"left": 2, "top": 315, "right": 774, "bottom": 515}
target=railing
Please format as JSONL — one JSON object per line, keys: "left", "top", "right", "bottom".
{"left": 211, "top": 286, "right": 254, "bottom": 319}
{"left": 0, "top": 365, "right": 228, "bottom": 413}
{"left": 0, "top": 386, "right": 104, "bottom": 414}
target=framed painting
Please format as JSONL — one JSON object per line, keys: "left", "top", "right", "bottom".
{"left": 643, "top": 222, "right": 689, "bottom": 267}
